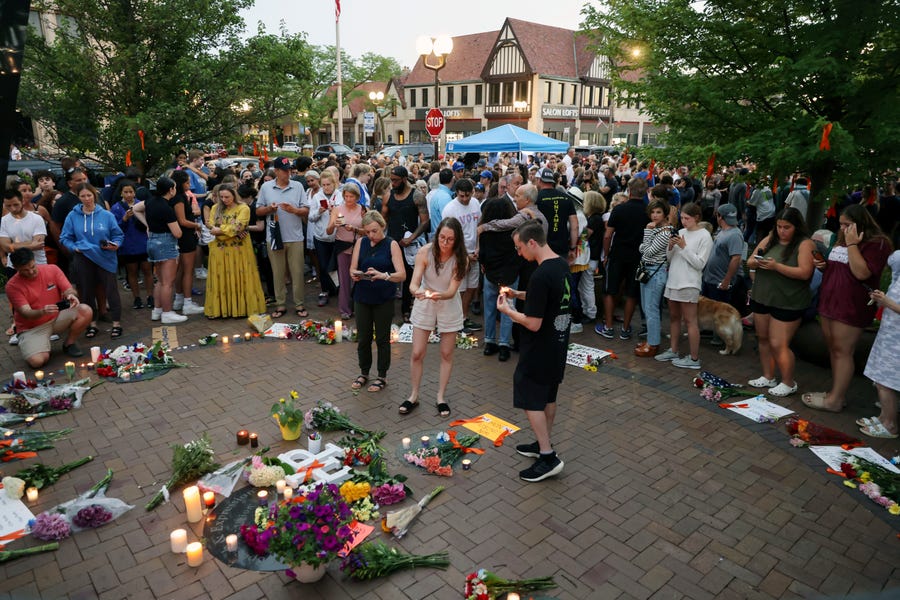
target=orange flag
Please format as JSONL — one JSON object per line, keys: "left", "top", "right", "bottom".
{"left": 706, "top": 154, "right": 715, "bottom": 179}
{"left": 125, "top": 150, "right": 132, "bottom": 166}
{"left": 819, "top": 123, "right": 833, "bottom": 151}
{"left": 137, "top": 129, "right": 145, "bottom": 151}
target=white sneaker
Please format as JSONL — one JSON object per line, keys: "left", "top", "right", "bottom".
{"left": 161, "top": 311, "right": 188, "bottom": 324}
{"left": 9, "top": 334, "right": 18, "bottom": 346}
{"left": 49, "top": 334, "right": 60, "bottom": 342}
{"left": 182, "top": 299, "right": 205, "bottom": 315}
{"left": 768, "top": 382, "right": 798, "bottom": 397}
{"left": 194, "top": 267, "right": 208, "bottom": 280}
{"left": 749, "top": 376, "right": 777, "bottom": 388}
{"left": 151, "top": 308, "right": 163, "bottom": 321}
{"left": 672, "top": 356, "right": 702, "bottom": 369}
{"left": 654, "top": 348, "right": 679, "bottom": 362}
{"left": 570, "top": 323, "right": 583, "bottom": 334}
{"left": 173, "top": 294, "right": 184, "bottom": 311}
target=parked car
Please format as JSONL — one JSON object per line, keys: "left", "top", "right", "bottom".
{"left": 376, "top": 143, "right": 434, "bottom": 162}
{"left": 281, "top": 142, "right": 300, "bottom": 153}
{"left": 232, "top": 157, "right": 264, "bottom": 173}
{"left": 313, "top": 143, "right": 356, "bottom": 160}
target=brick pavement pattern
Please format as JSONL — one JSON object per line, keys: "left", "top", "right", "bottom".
{"left": 1, "top": 284, "right": 899, "bottom": 599}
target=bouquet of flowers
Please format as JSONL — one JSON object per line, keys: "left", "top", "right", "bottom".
{"left": 247, "top": 455, "right": 287, "bottom": 488}
{"left": 30, "top": 469, "right": 132, "bottom": 540}
{"left": 0, "top": 428, "right": 72, "bottom": 462}
{"left": 265, "top": 482, "right": 357, "bottom": 569}
{"left": 13, "top": 455, "right": 93, "bottom": 490}
{"left": 96, "top": 341, "right": 187, "bottom": 380}
{"left": 341, "top": 541, "right": 449, "bottom": 580}
{"left": 404, "top": 447, "right": 453, "bottom": 476}
{"left": 339, "top": 431, "right": 385, "bottom": 466}
{"left": 464, "top": 568, "right": 557, "bottom": 599}
{"left": 382, "top": 486, "right": 443, "bottom": 539}
{"left": 0, "top": 410, "right": 67, "bottom": 426}
{"left": 693, "top": 372, "right": 757, "bottom": 402}
{"left": 145, "top": 434, "right": 218, "bottom": 510}
{"left": 785, "top": 417, "right": 862, "bottom": 447}
{"left": 349, "top": 455, "right": 411, "bottom": 506}
{"left": 4, "top": 378, "right": 95, "bottom": 414}
{"left": 456, "top": 332, "right": 479, "bottom": 350}
{"left": 305, "top": 400, "right": 373, "bottom": 437}
{"left": 841, "top": 456, "right": 900, "bottom": 514}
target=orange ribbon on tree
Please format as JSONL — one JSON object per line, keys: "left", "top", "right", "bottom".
{"left": 819, "top": 122, "right": 833, "bottom": 151}
{"left": 137, "top": 129, "right": 145, "bottom": 151}
{"left": 447, "top": 430, "right": 485, "bottom": 455}
{"left": 772, "top": 175, "right": 778, "bottom": 196}
{"left": 125, "top": 150, "right": 132, "bottom": 166}
{"left": 706, "top": 154, "right": 715, "bottom": 179}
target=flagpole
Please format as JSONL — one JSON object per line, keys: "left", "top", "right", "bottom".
{"left": 335, "top": 1, "right": 344, "bottom": 145}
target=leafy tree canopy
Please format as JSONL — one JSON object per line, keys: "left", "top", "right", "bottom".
{"left": 583, "top": 0, "right": 900, "bottom": 212}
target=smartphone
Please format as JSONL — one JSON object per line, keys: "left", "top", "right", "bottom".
{"left": 812, "top": 250, "right": 824, "bottom": 261}
{"left": 56, "top": 300, "right": 70, "bottom": 311}
{"left": 754, "top": 255, "right": 766, "bottom": 261}
{"left": 99, "top": 239, "right": 110, "bottom": 248}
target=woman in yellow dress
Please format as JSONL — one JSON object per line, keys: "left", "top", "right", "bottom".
{"left": 205, "top": 184, "right": 266, "bottom": 318}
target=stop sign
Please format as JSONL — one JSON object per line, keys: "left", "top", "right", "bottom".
{"left": 425, "top": 108, "right": 445, "bottom": 137}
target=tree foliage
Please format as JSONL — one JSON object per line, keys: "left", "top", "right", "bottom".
{"left": 583, "top": 0, "right": 900, "bottom": 215}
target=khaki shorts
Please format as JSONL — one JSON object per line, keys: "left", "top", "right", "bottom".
{"left": 664, "top": 286, "right": 700, "bottom": 303}
{"left": 410, "top": 294, "right": 464, "bottom": 334}
{"left": 458, "top": 259, "right": 480, "bottom": 292}
{"left": 17, "top": 308, "right": 78, "bottom": 359}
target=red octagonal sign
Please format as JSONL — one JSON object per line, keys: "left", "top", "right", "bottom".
{"left": 425, "top": 108, "right": 445, "bottom": 137}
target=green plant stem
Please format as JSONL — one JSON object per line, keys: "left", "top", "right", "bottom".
{"left": 0, "top": 542, "right": 60, "bottom": 563}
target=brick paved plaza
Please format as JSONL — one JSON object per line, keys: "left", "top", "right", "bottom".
{"left": 1, "top": 287, "right": 899, "bottom": 600}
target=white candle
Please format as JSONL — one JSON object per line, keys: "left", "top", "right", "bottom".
{"left": 257, "top": 490, "right": 268, "bottom": 505}
{"left": 34, "top": 370, "right": 44, "bottom": 382}
{"left": 334, "top": 320, "right": 342, "bottom": 343}
{"left": 12, "top": 371, "right": 25, "bottom": 384}
{"left": 506, "top": 594, "right": 520, "bottom": 600}
{"left": 90, "top": 346, "right": 101, "bottom": 362}
{"left": 202, "top": 491, "right": 216, "bottom": 509}
{"left": 26, "top": 487, "right": 38, "bottom": 502}
{"left": 226, "top": 534, "right": 238, "bottom": 552}
{"left": 183, "top": 485, "right": 203, "bottom": 523}
{"left": 170, "top": 529, "right": 187, "bottom": 553}
{"left": 186, "top": 542, "right": 203, "bottom": 567}
{"left": 401, "top": 437, "right": 411, "bottom": 450}
{"left": 275, "top": 480, "right": 286, "bottom": 494}
{"left": 222, "top": 335, "right": 229, "bottom": 345}
{"left": 283, "top": 487, "right": 293, "bottom": 501}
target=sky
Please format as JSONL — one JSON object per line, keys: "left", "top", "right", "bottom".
{"left": 242, "top": 0, "right": 592, "bottom": 69}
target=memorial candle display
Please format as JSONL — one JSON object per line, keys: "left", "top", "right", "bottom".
{"left": 64, "top": 361, "right": 76, "bottom": 380}
{"left": 257, "top": 490, "right": 268, "bottom": 505}
{"left": 275, "top": 480, "right": 286, "bottom": 494}
{"left": 170, "top": 529, "right": 187, "bottom": 553}
{"left": 90, "top": 346, "right": 101, "bottom": 362}
{"left": 236, "top": 430, "right": 249, "bottom": 445}
{"left": 461, "top": 459, "right": 472, "bottom": 471}
{"left": 183, "top": 486, "right": 203, "bottom": 523}
{"left": 26, "top": 487, "right": 38, "bottom": 502}
{"left": 34, "top": 370, "right": 44, "bottom": 382}
{"left": 202, "top": 491, "right": 216, "bottom": 509}
{"left": 249, "top": 432, "right": 259, "bottom": 448}
{"left": 334, "top": 320, "right": 342, "bottom": 343}
{"left": 12, "top": 371, "right": 25, "bottom": 384}
{"left": 221, "top": 335, "right": 229, "bottom": 346}
{"left": 244, "top": 332, "right": 252, "bottom": 342}
{"left": 420, "top": 435, "right": 430, "bottom": 447}
{"left": 401, "top": 437, "right": 411, "bottom": 450}
{"left": 226, "top": 534, "right": 238, "bottom": 552}
{"left": 283, "top": 487, "right": 293, "bottom": 501}
{"left": 186, "top": 542, "right": 203, "bottom": 567}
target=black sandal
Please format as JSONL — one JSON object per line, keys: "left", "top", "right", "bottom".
{"left": 437, "top": 402, "right": 451, "bottom": 417}
{"left": 295, "top": 307, "right": 309, "bottom": 318}
{"left": 85, "top": 325, "right": 99, "bottom": 338}
{"left": 398, "top": 400, "right": 419, "bottom": 415}
{"left": 110, "top": 326, "right": 123, "bottom": 339}
{"left": 351, "top": 375, "right": 368, "bottom": 390}
{"left": 367, "top": 378, "right": 386, "bottom": 393}
{"left": 270, "top": 308, "right": 286, "bottom": 319}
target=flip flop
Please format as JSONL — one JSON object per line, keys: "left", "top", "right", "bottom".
{"left": 856, "top": 416, "right": 877, "bottom": 428}
{"left": 351, "top": 375, "right": 368, "bottom": 390}
{"left": 860, "top": 421, "right": 899, "bottom": 439}
{"left": 801, "top": 391, "right": 843, "bottom": 412}
{"left": 295, "top": 307, "right": 309, "bottom": 318}
{"left": 85, "top": 325, "right": 99, "bottom": 338}
{"left": 398, "top": 400, "right": 419, "bottom": 415}
{"left": 802, "top": 392, "right": 827, "bottom": 405}
{"left": 110, "top": 326, "right": 123, "bottom": 339}
{"left": 270, "top": 309, "right": 286, "bottom": 319}
{"left": 367, "top": 378, "right": 387, "bottom": 393}
{"left": 437, "top": 402, "right": 451, "bottom": 417}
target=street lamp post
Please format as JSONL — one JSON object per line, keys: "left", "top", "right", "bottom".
{"left": 368, "top": 90, "right": 384, "bottom": 154}
{"left": 416, "top": 35, "right": 453, "bottom": 159}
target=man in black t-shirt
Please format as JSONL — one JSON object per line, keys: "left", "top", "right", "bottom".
{"left": 497, "top": 221, "right": 570, "bottom": 482}
{"left": 534, "top": 168, "right": 578, "bottom": 259}
{"left": 49, "top": 168, "right": 88, "bottom": 276}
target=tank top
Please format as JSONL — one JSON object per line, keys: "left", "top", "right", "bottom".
{"left": 386, "top": 189, "right": 420, "bottom": 242}
{"left": 353, "top": 236, "right": 397, "bottom": 305}
{"left": 335, "top": 203, "right": 363, "bottom": 252}
{"left": 752, "top": 241, "right": 811, "bottom": 310}
{"left": 421, "top": 245, "right": 459, "bottom": 293}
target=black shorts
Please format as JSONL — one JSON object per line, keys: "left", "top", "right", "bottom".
{"left": 749, "top": 299, "right": 804, "bottom": 322}
{"left": 604, "top": 254, "right": 640, "bottom": 298}
{"left": 178, "top": 232, "right": 198, "bottom": 253}
{"left": 119, "top": 253, "right": 148, "bottom": 265}
{"left": 513, "top": 368, "right": 559, "bottom": 411}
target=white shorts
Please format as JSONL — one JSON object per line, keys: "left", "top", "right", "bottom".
{"left": 410, "top": 295, "right": 464, "bottom": 334}
{"left": 664, "top": 286, "right": 700, "bottom": 303}
{"left": 458, "top": 259, "right": 480, "bottom": 292}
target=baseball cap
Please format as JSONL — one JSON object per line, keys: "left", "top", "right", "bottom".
{"left": 216, "top": 158, "right": 236, "bottom": 169}
{"left": 305, "top": 170, "right": 320, "bottom": 180}
{"left": 273, "top": 157, "right": 293, "bottom": 171}
{"left": 537, "top": 167, "right": 556, "bottom": 183}
{"left": 474, "top": 183, "right": 485, "bottom": 192}
{"left": 717, "top": 203, "right": 738, "bottom": 226}
{"left": 452, "top": 162, "right": 465, "bottom": 172}
{"left": 391, "top": 166, "right": 409, "bottom": 179}
{"left": 480, "top": 170, "right": 493, "bottom": 180}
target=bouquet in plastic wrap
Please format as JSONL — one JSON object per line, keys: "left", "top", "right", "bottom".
{"left": 785, "top": 416, "right": 862, "bottom": 447}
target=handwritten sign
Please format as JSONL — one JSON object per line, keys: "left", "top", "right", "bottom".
{"left": 263, "top": 323, "right": 294, "bottom": 339}
{"left": 809, "top": 446, "right": 900, "bottom": 474}
{"left": 151, "top": 326, "right": 179, "bottom": 349}
{"left": 0, "top": 492, "right": 35, "bottom": 542}
{"left": 719, "top": 395, "right": 795, "bottom": 422}
{"left": 566, "top": 343, "right": 612, "bottom": 368}
{"left": 459, "top": 414, "right": 520, "bottom": 443}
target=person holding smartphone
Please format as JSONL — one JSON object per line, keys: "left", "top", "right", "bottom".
{"left": 308, "top": 171, "right": 340, "bottom": 306}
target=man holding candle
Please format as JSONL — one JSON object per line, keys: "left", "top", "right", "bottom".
{"left": 497, "top": 221, "right": 571, "bottom": 482}
{"left": 5, "top": 248, "right": 93, "bottom": 367}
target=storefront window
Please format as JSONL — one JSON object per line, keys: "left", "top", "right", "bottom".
{"left": 489, "top": 83, "right": 501, "bottom": 104}
{"left": 475, "top": 84, "right": 482, "bottom": 105}
{"left": 515, "top": 80, "right": 529, "bottom": 102}
{"left": 410, "top": 89, "right": 416, "bottom": 107}
{"left": 502, "top": 83, "right": 514, "bottom": 104}
{"left": 461, "top": 85, "right": 468, "bottom": 105}
{"left": 447, "top": 86, "right": 455, "bottom": 106}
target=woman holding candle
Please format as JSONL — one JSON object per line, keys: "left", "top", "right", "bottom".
{"left": 326, "top": 183, "right": 366, "bottom": 319}
{"left": 349, "top": 211, "right": 405, "bottom": 393}
{"left": 399, "top": 217, "right": 466, "bottom": 417}
{"left": 204, "top": 184, "right": 266, "bottom": 318}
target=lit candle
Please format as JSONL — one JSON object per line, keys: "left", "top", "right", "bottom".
{"left": 236, "top": 430, "right": 249, "bottom": 445}
{"left": 506, "top": 594, "right": 520, "bottom": 600}
{"left": 424, "top": 290, "right": 434, "bottom": 299}
{"left": 202, "top": 491, "right": 216, "bottom": 509}
{"left": 421, "top": 435, "right": 430, "bottom": 447}
{"left": 34, "top": 370, "right": 44, "bottom": 382}
{"left": 249, "top": 432, "right": 259, "bottom": 448}
{"left": 275, "top": 480, "right": 286, "bottom": 494}
{"left": 170, "top": 529, "right": 188, "bottom": 553}
{"left": 90, "top": 346, "right": 101, "bottom": 363}
{"left": 232, "top": 334, "right": 240, "bottom": 343}
{"left": 183, "top": 485, "right": 203, "bottom": 523}
{"left": 257, "top": 490, "right": 268, "bottom": 506}
{"left": 244, "top": 332, "right": 252, "bottom": 342}
{"left": 12, "top": 371, "right": 25, "bottom": 384}
{"left": 283, "top": 487, "right": 293, "bottom": 501}
{"left": 461, "top": 459, "right": 472, "bottom": 471}
{"left": 24, "top": 416, "right": 36, "bottom": 427}
{"left": 64, "top": 361, "right": 75, "bottom": 380}
{"left": 225, "top": 534, "right": 238, "bottom": 552}
{"left": 26, "top": 487, "right": 38, "bottom": 502}
{"left": 3, "top": 430, "right": 13, "bottom": 438}
{"left": 401, "top": 437, "right": 411, "bottom": 450}
{"left": 334, "top": 320, "right": 342, "bottom": 343}
{"left": 186, "top": 542, "right": 203, "bottom": 567}
{"left": 222, "top": 335, "right": 229, "bottom": 345}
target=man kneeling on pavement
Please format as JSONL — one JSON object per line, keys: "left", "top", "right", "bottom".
{"left": 6, "top": 248, "right": 92, "bottom": 367}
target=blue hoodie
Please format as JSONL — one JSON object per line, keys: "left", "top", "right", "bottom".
{"left": 60, "top": 204, "right": 124, "bottom": 274}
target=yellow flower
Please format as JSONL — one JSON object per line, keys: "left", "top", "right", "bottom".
{"left": 844, "top": 480, "right": 857, "bottom": 489}
{"left": 890, "top": 504, "right": 900, "bottom": 516}
{"left": 279, "top": 398, "right": 285, "bottom": 404}
{"left": 859, "top": 472, "right": 872, "bottom": 483}
{"left": 290, "top": 390, "right": 299, "bottom": 400}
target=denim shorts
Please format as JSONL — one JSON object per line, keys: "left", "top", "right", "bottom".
{"left": 147, "top": 232, "right": 179, "bottom": 262}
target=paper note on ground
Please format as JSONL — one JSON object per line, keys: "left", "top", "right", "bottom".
{"left": 566, "top": 343, "right": 612, "bottom": 368}
{"left": 460, "top": 413, "right": 520, "bottom": 442}
{"left": 720, "top": 395, "right": 794, "bottom": 421}
{"left": 152, "top": 326, "right": 179, "bottom": 349}
{"left": 810, "top": 446, "right": 900, "bottom": 474}
{"left": 263, "top": 323, "right": 294, "bottom": 339}
{"left": 0, "top": 492, "right": 35, "bottom": 540}
{"left": 397, "top": 323, "right": 439, "bottom": 344}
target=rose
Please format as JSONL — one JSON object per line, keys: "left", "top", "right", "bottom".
{"left": 2, "top": 476, "right": 25, "bottom": 499}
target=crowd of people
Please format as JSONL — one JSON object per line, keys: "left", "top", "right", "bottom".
{"left": 2, "top": 146, "right": 899, "bottom": 449}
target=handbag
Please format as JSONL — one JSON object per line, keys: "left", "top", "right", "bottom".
{"left": 635, "top": 261, "right": 663, "bottom": 284}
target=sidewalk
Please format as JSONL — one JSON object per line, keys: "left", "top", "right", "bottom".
{"left": 0, "top": 288, "right": 898, "bottom": 599}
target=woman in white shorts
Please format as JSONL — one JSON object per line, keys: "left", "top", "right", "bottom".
{"left": 400, "top": 217, "right": 467, "bottom": 418}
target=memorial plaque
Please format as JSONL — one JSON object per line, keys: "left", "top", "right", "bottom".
{"left": 203, "top": 485, "right": 288, "bottom": 571}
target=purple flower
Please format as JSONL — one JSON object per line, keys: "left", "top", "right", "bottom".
{"left": 371, "top": 482, "right": 406, "bottom": 505}
{"left": 72, "top": 504, "right": 113, "bottom": 528}
{"left": 31, "top": 512, "right": 71, "bottom": 541}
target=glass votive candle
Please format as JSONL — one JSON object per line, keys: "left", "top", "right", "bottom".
{"left": 420, "top": 435, "right": 430, "bottom": 447}
{"left": 461, "top": 459, "right": 472, "bottom": 471}
{"left": 236, "top": 430, "right": 249, "bottom": 445}
{"left": 275, "top": 480, "right": 286, "bottom": 494}
{"left": 244, "top": 332, "right": 252, "bottom": 342}
{"left": 26, "top": 486, "right": 39, "bottom": 502}
{"left": 249, "top": 433, "right": 259, "bottom": 448}
{"left": 257, "top": 490, "right": 268, "bottom": 506}
{"left": 226, "top": 534, "right": 238, "bottom": 552}
{"left": 283, "top": 487, "right": 293, "bottom": 501}
{"left": 401, "top": 437, "right": 411, "bottom": 450}
{"left": 170, "top": 529, "right": 187, "bottom": 553}
{"left": 203, "top": 491, "right": 216, "bottom": 509}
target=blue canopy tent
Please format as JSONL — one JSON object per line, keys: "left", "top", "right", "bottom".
{"left": 445, "top": 124, "right": 569, "bottom": 153}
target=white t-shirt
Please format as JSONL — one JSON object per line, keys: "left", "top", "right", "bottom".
{"left": 441, "top": 199, "right": 482, "bottom": 253}
{"left": 0, "top": 211, "right": 47, "bottom": 267}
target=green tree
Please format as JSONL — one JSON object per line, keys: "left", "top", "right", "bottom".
{"left": 19, "top": 0, "right": 252, "bottom": 173}
{"left": 583, "top": 0, "right": 900, "bottom": 221}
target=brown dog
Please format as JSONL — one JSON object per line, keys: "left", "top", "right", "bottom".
{"left": 698, "top": 296, "right": 743, "bottom": 355}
